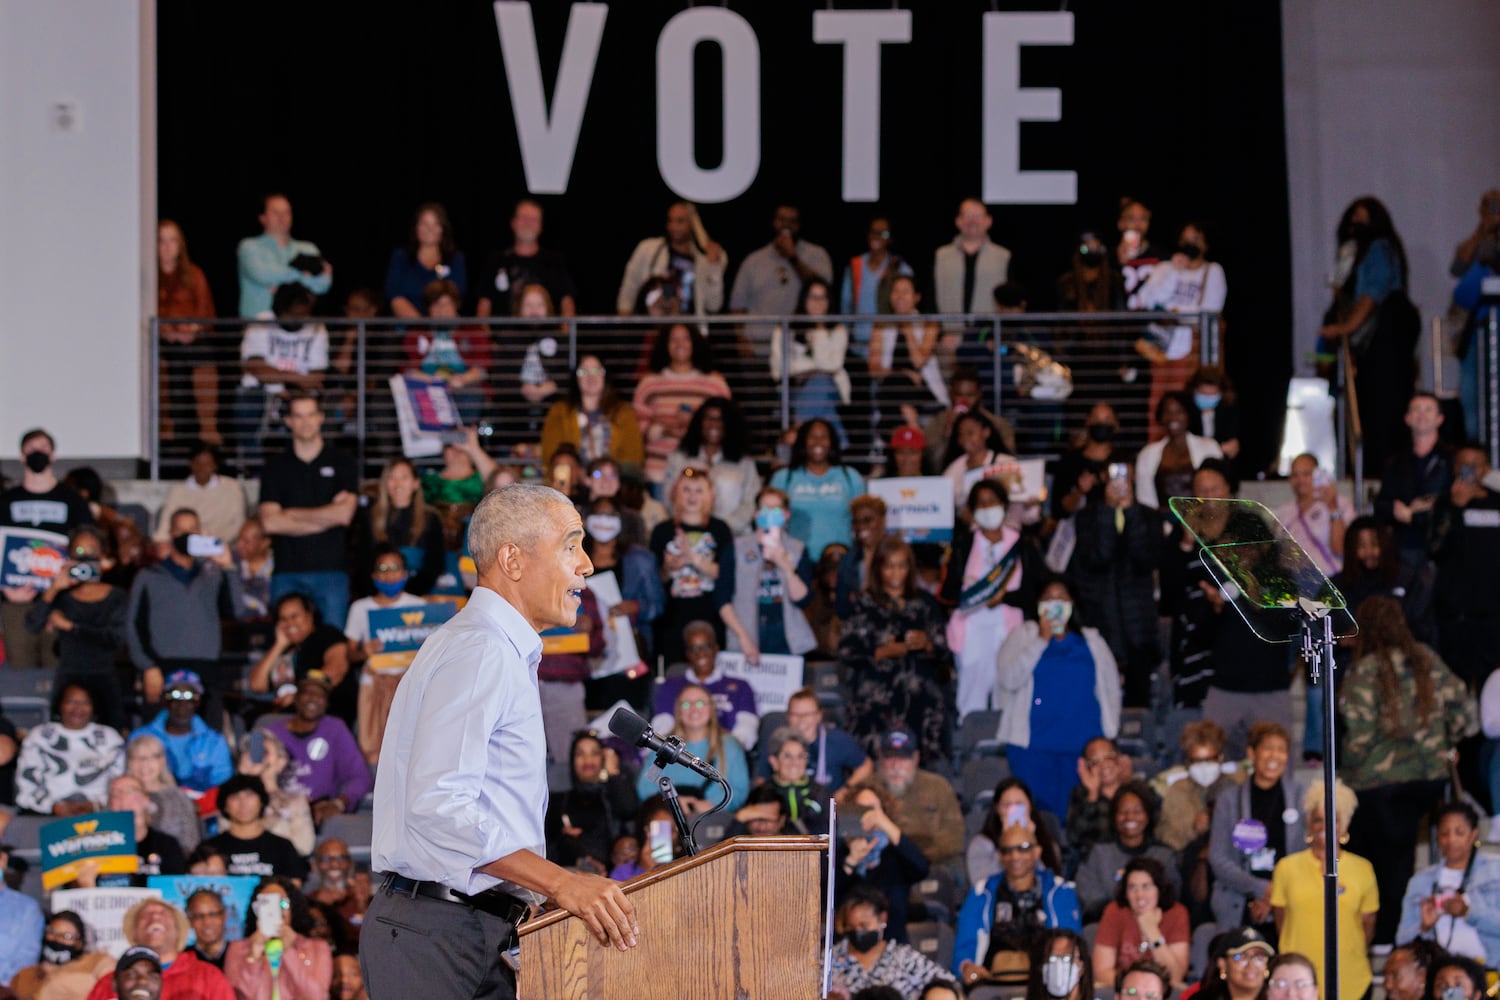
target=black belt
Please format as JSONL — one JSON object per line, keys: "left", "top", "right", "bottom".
{"left": 379, "top": 872, "right": 531, "bottom": 925}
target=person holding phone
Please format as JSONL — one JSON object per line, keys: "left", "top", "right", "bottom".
{"left": 1396, "top": 801, "right": 1500, "bottom": 961}
{"left": 726, "top": 485, "right": 817, "bottom": 661}
{"left": 836, "top": 783, "right": 931, "bottom": 945}
{"left": 224, "top": 877, "right": 333, "bottom": 1000}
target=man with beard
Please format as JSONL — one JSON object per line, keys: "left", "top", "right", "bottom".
{"left": 307, "top": 838, "right": 371, "bottom": 954}
{"left": 84, "top": 900, "right": 233, "bottom": 1000}
{"left": 873, "top": 729, "right": 963, "bottom": 872}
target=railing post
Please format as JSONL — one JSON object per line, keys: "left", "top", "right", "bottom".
{"left": 568, "top": 317, "right": 577, "bottom": 372}
{"left": 778, "top": 322, "right": 791, "bottom": 433}
{"left": 149, "top": 316, "right": 160, "bottom": 481}
{"left": 990, "top": 316, "right": 1003, "bottom": 418}
{"left": 356, "top": 320, "right": 367, "bottom": 475}
{"left": 1202, "top": 312, "right": 1219, "bottom": 366}
{"left": 1488, "top": 305, "right": 1499, "bottom": 469}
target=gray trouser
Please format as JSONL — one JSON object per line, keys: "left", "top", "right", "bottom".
{"left": 1202, "top": 686, "right": 1293, "bottom": 761}
{"left": 361, "top": 884, "right": 518, "bottom": 1000}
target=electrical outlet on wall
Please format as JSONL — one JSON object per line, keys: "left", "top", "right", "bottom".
{"left": 51, "top": 100, "right": 80, "bottom": 132}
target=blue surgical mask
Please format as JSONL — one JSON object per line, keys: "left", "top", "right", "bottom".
{"left": 755, "top": 506, "right": 787, "bottom": 530}
{"left": 373, "top": 576, "right": 408, "bottom": 598}
{"left": 1194, "top": 392, "right": 1221, "bottom": 411}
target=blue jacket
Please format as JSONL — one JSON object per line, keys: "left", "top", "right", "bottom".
{"left": 136, "top": 712, "right": 234, "bottom": 792}
{"left": 1396, "top": 853, "right": 1500, "bottom": 962}
{"left": 953, "top": 868, "right": 1082, "bottom": 976}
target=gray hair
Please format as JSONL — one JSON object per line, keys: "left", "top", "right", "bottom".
{"left": 681, "top": 619, "right": 718, "bottom": 643}
{"left": 468, "top": 483, "right": 574, "bottom": 574}
{"left": 767, "top": 726, "right": 807, "bottom": 758}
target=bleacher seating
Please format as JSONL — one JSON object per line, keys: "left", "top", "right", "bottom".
{"left": 906, "top": 920, "right": 955, "bottom": 977}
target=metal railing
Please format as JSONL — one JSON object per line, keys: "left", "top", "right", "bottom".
{"left": 148, "top": 309, "right": 1224, "bottom": 479}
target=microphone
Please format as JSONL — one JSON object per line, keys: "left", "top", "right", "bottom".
{"left": 608, "top": 708, "right": 722, "bottom": 783}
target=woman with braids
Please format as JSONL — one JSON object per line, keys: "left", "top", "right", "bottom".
{"left": 1340, "top": 594, "right": 1477, "bottom": 947}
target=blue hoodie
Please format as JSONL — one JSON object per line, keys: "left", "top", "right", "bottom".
{"left": 135, "top": 711, "right": 234, "bottom": 792}
{"left": 953, "top": 867, "right": 1082, "bottom": 977}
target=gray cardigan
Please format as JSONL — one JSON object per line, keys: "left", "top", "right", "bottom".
{"left": 1208, "top": 771, "right": 1305, "bottom": 929}
{"left": 125, "top": 560, "right": 248, "bottom": 669}
{"left": 726, "top": 532, "right": 816, "bottom": 657}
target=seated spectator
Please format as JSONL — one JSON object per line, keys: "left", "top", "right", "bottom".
{"left": 9, "top": 908, "right": 114, "bottom": 1000}
{"left": 1025, "top": 928, "right": 1093, "bottom": 1000}
{"left": 945, "top": 479, "right": 1045, "bottom": 721}
{"left": 842, "top": 538, "right": 949, "bottom": 761}
{"left": 873, "top": 729, "right": 964, "bottom": 873}
{"left": 236, "top": 284, "right": 328, "bottom": 442}
{"left": 953, "top": 821, "right": 1082, "bottom": 987}
{"left": 331, "top": 953, "right": 367, "bottom": 1000}
{"left": 886, "top": 426, "right": 926, "bottom": 479}
{"left": 1397, "top": 800, "right": 1500, "bottom": 961}
{"left": 1186, "top": 365, "right": 1241, "bottom": 460}
{"left": 384, "top": 203, "right": 467, "bottom": 319}
{"left": 83, "top": 898, "right": 233, "bottom": 1000}
{"left": 1428, "top": 955, "right": 1488, "bottom": 1000}
{"left": 356, "top": 461, "right": 446, "bottom": 597}
{"left": 805, "top": 542, "right": 849, "bottom": 659}
{"left": 830, "top": 886, "right": 958, "bottom": 999}
{"left": 727, "top": 783, "right": 792, "bottom": 839}
{"left": 345, "top": 549, "right": 427, "bottom": 762}
{"left": 870, "top": 276, "right": 946, "bottom": 429}
{"left": 1092, "top": 857, "right": 1190, "bottom": 986}
{"left": 584, "top": 459, "right": 649, "bottom": 547}
{"left": 541, "top": 353, "right": 645, "bottom": 471}
{"left": 185, "top": 888, "right": 231, "bottom": 970}
{"left": 727, "top": 485, "right": 816, "bottom": 660}
{"left": 580, "top": 494, "right": 664, "bottom": 709}
{"left": 1075, "top": 781, "right": 1178, "bottom": 922}
{"left": 940, "top": 412, "right": 1015, "bottom": 514}
{"left": 223, "top": 877, "right": 332, "bottom": 1000}
{"left": 967, "top": 777, "right": 1065, "bottom": 888}
{"left": 664, "top": 397, "right": 762, "bottom": 534}
{"left": 203, "top": 774, "right": 309, "bottom": 881}
{"left": 0, "top": 843, "right": 44, "bottom": 987}
{"left": 152, "top": 442, "right": 246, "bottom": 547}
{"left": 1157, "top": 721, "right": 1240, "bottom": 853}
{"left": 1135, "top": 391, "right": 1222, "bottom": 510}
{"left": 761, "top": 728, "right": 831, "bottom": 835}
{"left": 755, "top": 687, "right": 872, "bottom": 797}
{"left": 233, "top": 516, "right": 275, "bottom": 620}
{"left": 494, "top": 282, "right": 567, "bottom": 447}
{"left": 235, "top": 193, "right": 331, "bottom": 318}
{"left": 836, "top": 782, "right": 930, "bottom": 945}
{"left": 306, "top": 838, "right": 369, "bottom": 956}
{"left": 995, "top": 578, "right": 1121, "bottom": 819}
{"left": 125, "top": 734, "right": 200, "bottom": 854}
{"left": 537, "top": 587, "right": 605, "bottom": 786}
{"left": 923, "top": 368, "right": 1016, "bottom": 481}
{"left": 15, "top": 684, "right": 123, "bottom": 816}
{"left": 1264, "top": 953, "right": 1318, "bottom": 1000}
{"left": 101, "top": 775, "right": 186, "bottom": 883}
{"left": 400, "top": 280, "right": 490, "bottom": 425}
{"left": 635, "top": 682, "right": 750, "bottom": 813}
{"left": 650, "top": 622, "right": 759, "bottom": 749}
{"left": 420, "top": 431, "right": 498, "bottom": 507}
{"left": 771, "top": 279, "right": 851, "bottom": 449}
{"left": 263, "top": 673, "right": 373, "bottom": 826}
{"left": 1065, "top": 736, "right": 1131, "bottom": 863}
{"left": 771, "top": 418, "right": 866, "bottom": 563}
{"left": 648, "top": 468, "right": 741, "bottom": 665}
{"left": 545, "top": 731, "right": 639, "bottom": 875}
{"left": 1191, "top": 928, "right": 1275, "bottom": 1000}
{"left": 633, "top": 324, "right": 731, "bottom": 486}
{"left": 1115, "top": 960, "right": 1173, "bottom": 1000}
{"left": 610, "top": 794, "right": 685, "bottom": 881}
{"left": 1379, "top": 939, "right": 1445, "bottom": 1000}
{"left": 25, "top": 526, "right": 128, "bottom": 730}
{"left": 836, "top": 496, "right": 888, "bottom": 620}
{"left": 248, "top": 593, "right": 353, "bottom": 723}
{"left": 134, "top": 670, "right": 233, "bottom": 795}
{"left": 127, "top": 508, "right": 249, "bottom": 729}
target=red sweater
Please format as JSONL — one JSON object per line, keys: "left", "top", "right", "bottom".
{"left": 85, "top": 948, "right": 235, "bottom": 1000}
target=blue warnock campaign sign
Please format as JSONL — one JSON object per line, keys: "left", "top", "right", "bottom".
{"left": 367, "top": 602, "right": 458, "bottom": 670}
{"left": 41, "top": 811, "right": 138, "bottom": 889}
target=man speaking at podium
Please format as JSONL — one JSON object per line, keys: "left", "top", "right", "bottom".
{"left": 361, "top": 483, "right": 639, "bottom": 998}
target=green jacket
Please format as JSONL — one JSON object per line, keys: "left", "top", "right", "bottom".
{"left": 1340, "top": 645, "right": 1477, "bottom": 789}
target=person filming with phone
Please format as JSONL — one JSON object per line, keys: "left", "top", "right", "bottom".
{"left": 125, "top": 507, "right": 250, "bottom": 728}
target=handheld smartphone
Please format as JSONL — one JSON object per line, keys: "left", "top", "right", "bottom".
{"left": 245, "top": 731, "right": 266, "bottom": 765}
{"left": 1108, "top": 463, "right": 1130, "bottom": 482}
{"left": 67, "top": 560, "right": 101, "bottom": 582}
{"left": 648, "top": 819, "right": 673, "bottom": 864}
{"left": 758, "top": 524, "right": 782, "bottom": 558}
{"left": 553, "top": 463, "right": 573, "bottom": 494}
{"left": 1312, "top": 468, "right": 1333, "bottom": 490}
{"left": 837, "top": 807, "right": 869, "bottom": 842}
{"left": 1459, "top": 466, "right": 1478, "bottom": 484}
{"left": 187, "top": 534, "right": 225, "bottom": 558}
{"left": 1004, "top": 802, "right": 1029, "bottom": 827}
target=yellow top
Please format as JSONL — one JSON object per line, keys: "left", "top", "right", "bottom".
{"left": 1269, "top": 848, "right": 1379, "bottom": 1000}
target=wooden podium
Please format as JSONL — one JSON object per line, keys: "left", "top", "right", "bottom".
{"left": 519, "top": 834, "right": 830, "bottom": 999}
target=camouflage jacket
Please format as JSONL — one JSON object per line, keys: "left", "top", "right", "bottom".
{"left": 1340, "top": 645, "right": 1478, "bottom": 790}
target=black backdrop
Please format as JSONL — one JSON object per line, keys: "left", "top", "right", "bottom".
{"left": 158, "top": 0, "right": 1293, "bottom": 470}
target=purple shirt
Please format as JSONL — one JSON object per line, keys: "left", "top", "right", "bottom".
{"left": 651, "top": 671, "right": 758, "bottom": 737}
{"left": 266, "top": 715, "right": 373, "bottom": 809}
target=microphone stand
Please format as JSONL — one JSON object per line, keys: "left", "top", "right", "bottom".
{"left": 1299, "top": 599, "right": 1340, "bottom": 1000}
{"left": 651, "top": 735, "right": 733, "bottom": 858}
{"left": 658, "top": 776, "right": 700, "bottom": 857}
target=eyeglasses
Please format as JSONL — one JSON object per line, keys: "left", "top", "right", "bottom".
{"left": 48, "top": 930, "right": 83, "bottom": 942}
{"left": 576, "top": 366, "right": 606, "bottom": 377}
{"left": 1122, "top": 989, "right": 1162, "bottom": 1000}
{"left": 187, "top": 909, "right": 225, "bottom": 920}
{"left": 1231, "top": 952, "right": 1270, "bottom": 967}
{"left": 997, "top": 843, "right": 1035, "bottom": 856}
{"left": 1269, "top": 979, "right": 1316, "bottom": 992}
{"left": 165, "top": 690, "right": 199, "bottom": 702}
{"left": 317, "top": 854, "right": 353, "bottom": 864}
{"left": 679, "top": 699, "right": 710, "bottom": 710}
{"left": 71, "top": 547, "right": 99, "bottom": 559}
{"left": 870, "top": 229, "right": 891, "bottom": 239}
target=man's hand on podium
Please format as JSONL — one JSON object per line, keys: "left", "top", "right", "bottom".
{"left": 551, "top": 870, "right": 640, "bottom": 951}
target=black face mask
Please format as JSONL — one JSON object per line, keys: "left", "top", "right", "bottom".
{"left": 278, "top": 318, "right": 306, "bottom": 333}
{"left": 846, "top": 928, "right": 883, "bottom": 953}
{"left": 1344, "top": 221, "right": 1372, "bottom": 244}
{"left": 42, "top": 940, "right": 84, "bottom": 965}
{"left": 1087, "top": 423, "right": 1116, "bottom": 443}
{"left": 172, "top": 534, "right": 193, "bottom": 556}
{"left": 1176, "top": 243, "right": 1204, "bottom": 261}
{"left": 25, "top": 451, "right": 51, "bottom": 474}
{"left": 1079, "top": 249, "right": 1105, "bottom": 269}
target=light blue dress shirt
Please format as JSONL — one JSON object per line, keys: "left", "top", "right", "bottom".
{"left": 371, "top": 587, "right": 546, "bottom": 897}
{"left": 0, "top": 886, "right": 44, "bottom": 984}
{"left": 236, "top": 233, "right": 333, "bottom": 317}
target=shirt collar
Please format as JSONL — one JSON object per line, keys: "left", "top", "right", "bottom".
{"left": 185, "top": 475, "right": 221, "bottom": 491}
{"left": 466, "top": 587, "right": 543, "bottom": 669}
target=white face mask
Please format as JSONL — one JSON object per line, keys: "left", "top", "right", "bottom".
{"left": 1038, "top": 599, "right": 1073, "bottom": 634}
{"left": 973, "top": 505, "right": 1006, "bottom": 531}
{"left": 586, "top": 513, "right": 622, "bottom": 543}
{"left": 1042, "top": 956, "right": 1083, "bottom": 998}
{"left": 1188, "top": 761, "right": 1221, "bottom": 788}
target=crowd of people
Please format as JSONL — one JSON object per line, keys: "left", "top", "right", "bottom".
{"left": 0, "top": 185, "right": 1496, "bottom": 1000}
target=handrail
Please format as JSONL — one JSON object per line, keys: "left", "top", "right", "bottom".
{"left": 1339, "top": 338, "right": 1364, "bottom": 510}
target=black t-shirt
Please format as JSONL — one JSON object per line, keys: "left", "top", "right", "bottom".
{"left": 986, "top": 878, "right": 1047, "bottom": 961}
{"left": 204, "top": 829, "right": 309, "bottom": 881}
{"left": 0, "top": 713, "right": 16, "bottom": 806}
{"left": 0, "top": 483, "right": 93, "bottom": 534}
{"left": 96, "top": 828, "right": 186, "bottom": 887}
{"left": 1248, "top": 780, "right": 1288, "bottom": 866}
{"left": 258, "top": 444, "right": 359, "bottom": 573}
{"left": 296, "top": 623, "right": 356, "bottom": 725}
{"left": 477, "top": 247, "right": 579, "bottom": 314}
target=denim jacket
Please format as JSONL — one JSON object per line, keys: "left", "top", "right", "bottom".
{"left": 1396, "top": 853, "right": 1500, "bottom": 961}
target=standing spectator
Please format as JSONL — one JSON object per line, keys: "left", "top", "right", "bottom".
{"left": 1318, "top": 196, "right": 1419, "bottom": 474}
{"left": 541, "top": 353, "right": 645, "bottom": 470}
{"left": 500, "top": 283, "right": 568, "bottom": 447}
{"left": 1209, "top": 722, "right": 1301, "bottom": 937}
{"left": 940, "top": 413, "right": 1015, "bottom": 514}
{"left": 726, "top": 486, "right": 816, "bottom": 660}
{"left": 400, "top": 280, "right": 491, "bottom": 425}
{"left": 1070, "top": 465, "right": 1160, "bottom": 706}
{"left": 771, "top": 418, "right": 866, "bottom": 561}
{"left": 664, "top": 398, "right": 761, "bottom": 534}
{"left": 729, "top": 204, "right": 834, "bottom": 346}
{"left": 345, "top": 545, "right": 425, "bottom": 759}
{"left": 1136, "top": 222, "right": 1228, "bottom": 436}
{"left": 1341, "top": 595, "right": 1476, "bottom": 946}
{"left": 1155, "top": 721, "right": 1238, "bottom": 853}
{"left": 257, "top": 393, "right": 359, "bottom": 627}
{"left": 648, "top": 468, "right": 740, "bottom": 665}
{"left": 836, "top": 496, "right": 888, "bottom": 619}
{"left": 772, "top": 279, "right": 852, "bottom": 449}
{"left": 126, "top": 733, "right": 201, "bottom": 854}
{"left": 872, "top": 730, "right": 964, "bottom": 873}
{"left": 1073, "top": 781, "right": 1179, "bottom": 921}
{"left": 840, "top": 216, "right": 914, "bottom": 365}
{"left": 923, "top": 368, "right": 1016, "bottom": 481}
{"left": 544, "top": 731, "right": 639, "bottom": 874}
{"left": 1275, "top": 453, "right": 1354, "bottom": 577}
{"left": 536, "top": 585, "right": 604, "bottom": 787}
{"left": 476, "top": 198, "right": 578, "bottom": 317}
{"left": 1058, "top": 230, "right": 1119, "bottom": 312}
{"left": 835, "top": 783, "right": 932, "bottom": 945}
{"left": 203, "top": 775, "right": 309, "bottom": 880}
{"left": 14, "top": 684, "right": 124, "bottom": 816}
{"left": 158, "top": 219, "right": 222, "bottom": 445}
{"left": 0, "top": 843, "right": 44, "bottom": 986}
{"left": 995, "top": 578, "right": 1121, "bottom": 818}
{"left": 1396, "top": 801, "right": 1500, "bottom": 962}
{"left": 1194, "top": 929, "right": 1275, "bottom": 1000}
{"left": 25, "top": 526, "right": 127, "bottom": 729}
{"left": 0, "top": 428, "right": 92, "bottom": 668}
{"left": 1115, "top": 198, "right": 1166, "bottom": 310}
{"left": 1379, "top": 940, "right": 1444, "bottom": 1000}
{"left": 871, "top": 276, "right": 946, "bottom": 430}
{"left": 632, "top": 325, "right": 731, "bottom": 487}
{"left": 186, "top": 888, "right": 231, "bottom": 969}
{"left": 1091, "top": 857, "right": 1191, "bottom": 987}
{"left": 85, "top": 904, "right": 235, "bottom": 1000}
{"left": 1135, "top": 392, "right": 1222, "bottom": 511}
{"left": 102, "top": 774, "right": 187, "bottom": 882}
{"left": 649, "top": 622, "right": 759, "bottom": 750}
{"left": 1373, "top": 392, "right": 1452, "bottom": 568}
{"left": 223, "top": 877, "right": 333, "bottom": 1000}
{"left": 840, "top": 537, "right": 949, "bottom": 762}
{"left": 1451, "top": 191, "right": 1500, "bottom": 439}
{"left": 755, "top": 687, "right": 873, "bottom": 798}
{"left": 1329, "top": 515, "right": 1436, "bottom": 643}
{"left": 829, "top": 887, "right": 958, "bottom": 999}
{"left": 355, "top": 460, "right": 445, "bottom": 597}
{"left": 233, "top": 517, "right": 275, "bottom": 619}
{"left": 580, "top": 495, "right": 664, "bottom": 708}
{"left": 235, "top": 284, "right": 329, "bottom": 457}
{"left": 1268, "top": 780, "right": 1378, "bottom": 1000}
{"left": 635, "top": 681, "right": 750, "bottom": 813}
{"left": 886, "top": 426, "right": 927, "bottom": 479}
{"left": 617, "top": 202, "right": 728, "bottom": 318}
{"left": 1428, "top": 444, "right": 1500, "bottom": 688}
{"left": 235, "top": 193, "right": 332, "bottom": 318}
{"left": 134, "top": 670, "right": 234, "bottom": 794}
{"left": 151, "top": 443, "right": 246, "bottom": 547}
{"left": 932, "top": 198, "right": 1011, "bottom": 378}
{"left": 420, "top": 429, "right": 498, "bottom": 507}
{"left": 127, "top": 508, "right": 248, "bottom": 726}
{"left": 306, "top": 838, "right": 370, "bottom": 955}
{"left": 384, "top": 202, "right": 467, "bottom": 319}
{"left": 264, "top": 673, "right": 374, "bottom": 826}
{"left": 1186, "top": 364, "right": 1242, "bottom": 459}
{"left": 248, "top": 593, "right": 352, "bottom": 722}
